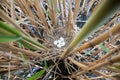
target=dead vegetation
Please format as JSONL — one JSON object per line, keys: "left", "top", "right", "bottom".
{"left": 0, "top": 0, "right": 120, "bottom": 80}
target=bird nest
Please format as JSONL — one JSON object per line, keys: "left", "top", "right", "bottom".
{"left": 0, "top": 0, "right": 120, "bottom": 80}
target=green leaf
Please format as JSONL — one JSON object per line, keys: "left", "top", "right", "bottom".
{"left": 0, "top": 21, "right": 21, "bottom": 36}
{"left": 22, "top": 36, "right": 48, "bottom": 50}
{"left": 60, "top": 0, "right": 63, "bottom": 3}
{"left": 20, "top": 52, "right": 27, "bottom": 64}
{"left": 85, "top": 49, "right": 94, "bottom": 56}
{"left": 61, "top": 0, "right": 120, "bottom": 58}
{"left": 17, "top": 42, "right": 22, "bottom": 48}
{"left": 0, "top": 28, "right": 15, "bottom": 35}
{"left": 108, "top": 66, "right": 120, "bottom": 71}
{"left": 27, "top": 70, "right": 45, "bottom": 80}
{"left": 69, "top": 0, "right": 120, "bottom": 49}
{"left": 0, "top": 35, "right": 21, "bottom": 43}
{"left": 100, "top": 44, "right": 110, "bottom": 53}
{"left": 27, "top": 61, "right": 48, "bottom": 80}
{"left": 18, "top": 43, "right": 27, "bottom": 64}
{"left": 57, "top": 8, "right": 60, "bottom": 14}
{"left": 115, "top": 66, "right": 120, "bottom": 70}
{"left": 19, "top": 40, "right": 38, "bottom": 51}
{"left": 85, "top": 51, "right": 91, "bottom": 56}
{"left": 44, "top": 61, "right": 48, "bottom": 68}
{"left": 48, "top": 0, "right": 54, "bottom": 8}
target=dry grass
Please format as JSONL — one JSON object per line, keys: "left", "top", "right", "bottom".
{"left": 0, "top": 0, "right": 120, "bottom": 80}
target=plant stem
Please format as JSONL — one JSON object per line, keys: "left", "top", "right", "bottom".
{"left": 61, "top": 0, "right": 120, "bottom": 58}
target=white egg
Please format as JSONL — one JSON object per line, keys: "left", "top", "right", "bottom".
{"left": 54, "top": 40, "right": 58, "bottom": 45}
{"left": 61, "top": 41, "right": 65, "bottom": 46}
{"left": 60, "top": 37, "right": 64, "bottom": 41}
{"left": 54, "top": 37, "right": 66, "bottom": 48}
{"left": 57, "top": 44, "right": 61, "bottom": 48}
{"left": 57, "top": 40, "right": 61, "bottom": 43}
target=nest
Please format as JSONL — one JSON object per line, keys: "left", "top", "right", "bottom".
{"left": 0, "top": 0, "right": 120, "bottom": 80}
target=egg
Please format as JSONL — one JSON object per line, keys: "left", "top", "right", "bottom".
{"left": 54, "top": 40, "right": 58, "bottom": 45}
{"left": 60, "top": 37, "right": 64, "bottom": 41}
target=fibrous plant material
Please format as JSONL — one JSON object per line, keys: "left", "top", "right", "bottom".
{"left": 61, "top": 0, "right": 120, "bottom": 58}
{"left": 68, "top": 57, "right": 117, "bottom": 80}
{"left": 70, "top": 23, "right": 120, "bottom": 54}
{"left": 0, "top": 9, "right": 29, "bottom": 37}
{"left": 73, "top": 0, "right": 81, "bottom": 20}
{"left": 85, "top": 23, "right": 120, "bottom": 47}
{"left": 0, "top": 0, "right": 120, "bottom": 80}
{"left": 0, "top": 43, "right": 41, "bottom": 57}
{"left": 79, "top": 53, "right": 120, "bottom": 75}
{"left": 69, "top": 52, "right": 120, "bottom": 79}
{"left": 93, "top": 45, "right": 120, "bottom": 64}
{"left": 0, "top": 21, "right": 48, "bottom": 50}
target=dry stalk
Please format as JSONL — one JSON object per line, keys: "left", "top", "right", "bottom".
{"left": 94, "top": 45, "right": 120, "bottom": 64}
{"left": 76, "top": 23, "right": 120, "bottom": 51}
{"left": 73, "top": 0, "right": 81, "bottom": 20}
{"left": 34, "top": 0, "right": 51, "bottom": 34}
{"left": 66, "top": 0, "right": 74, "bottom": 36}
{"left": 0, "top": 43, "right": 42, "bottom": 57}
{"left": 0, "top": 9, "right": 30, "bottom": 37}
{"left": 73, "top": 53, "right": 120, "bottom": 77}
{"left": 61, "top": 0, "right": 120, "bottom": 58}
{"left": 68, "top": 57, "right": 117, "bottom": 80}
